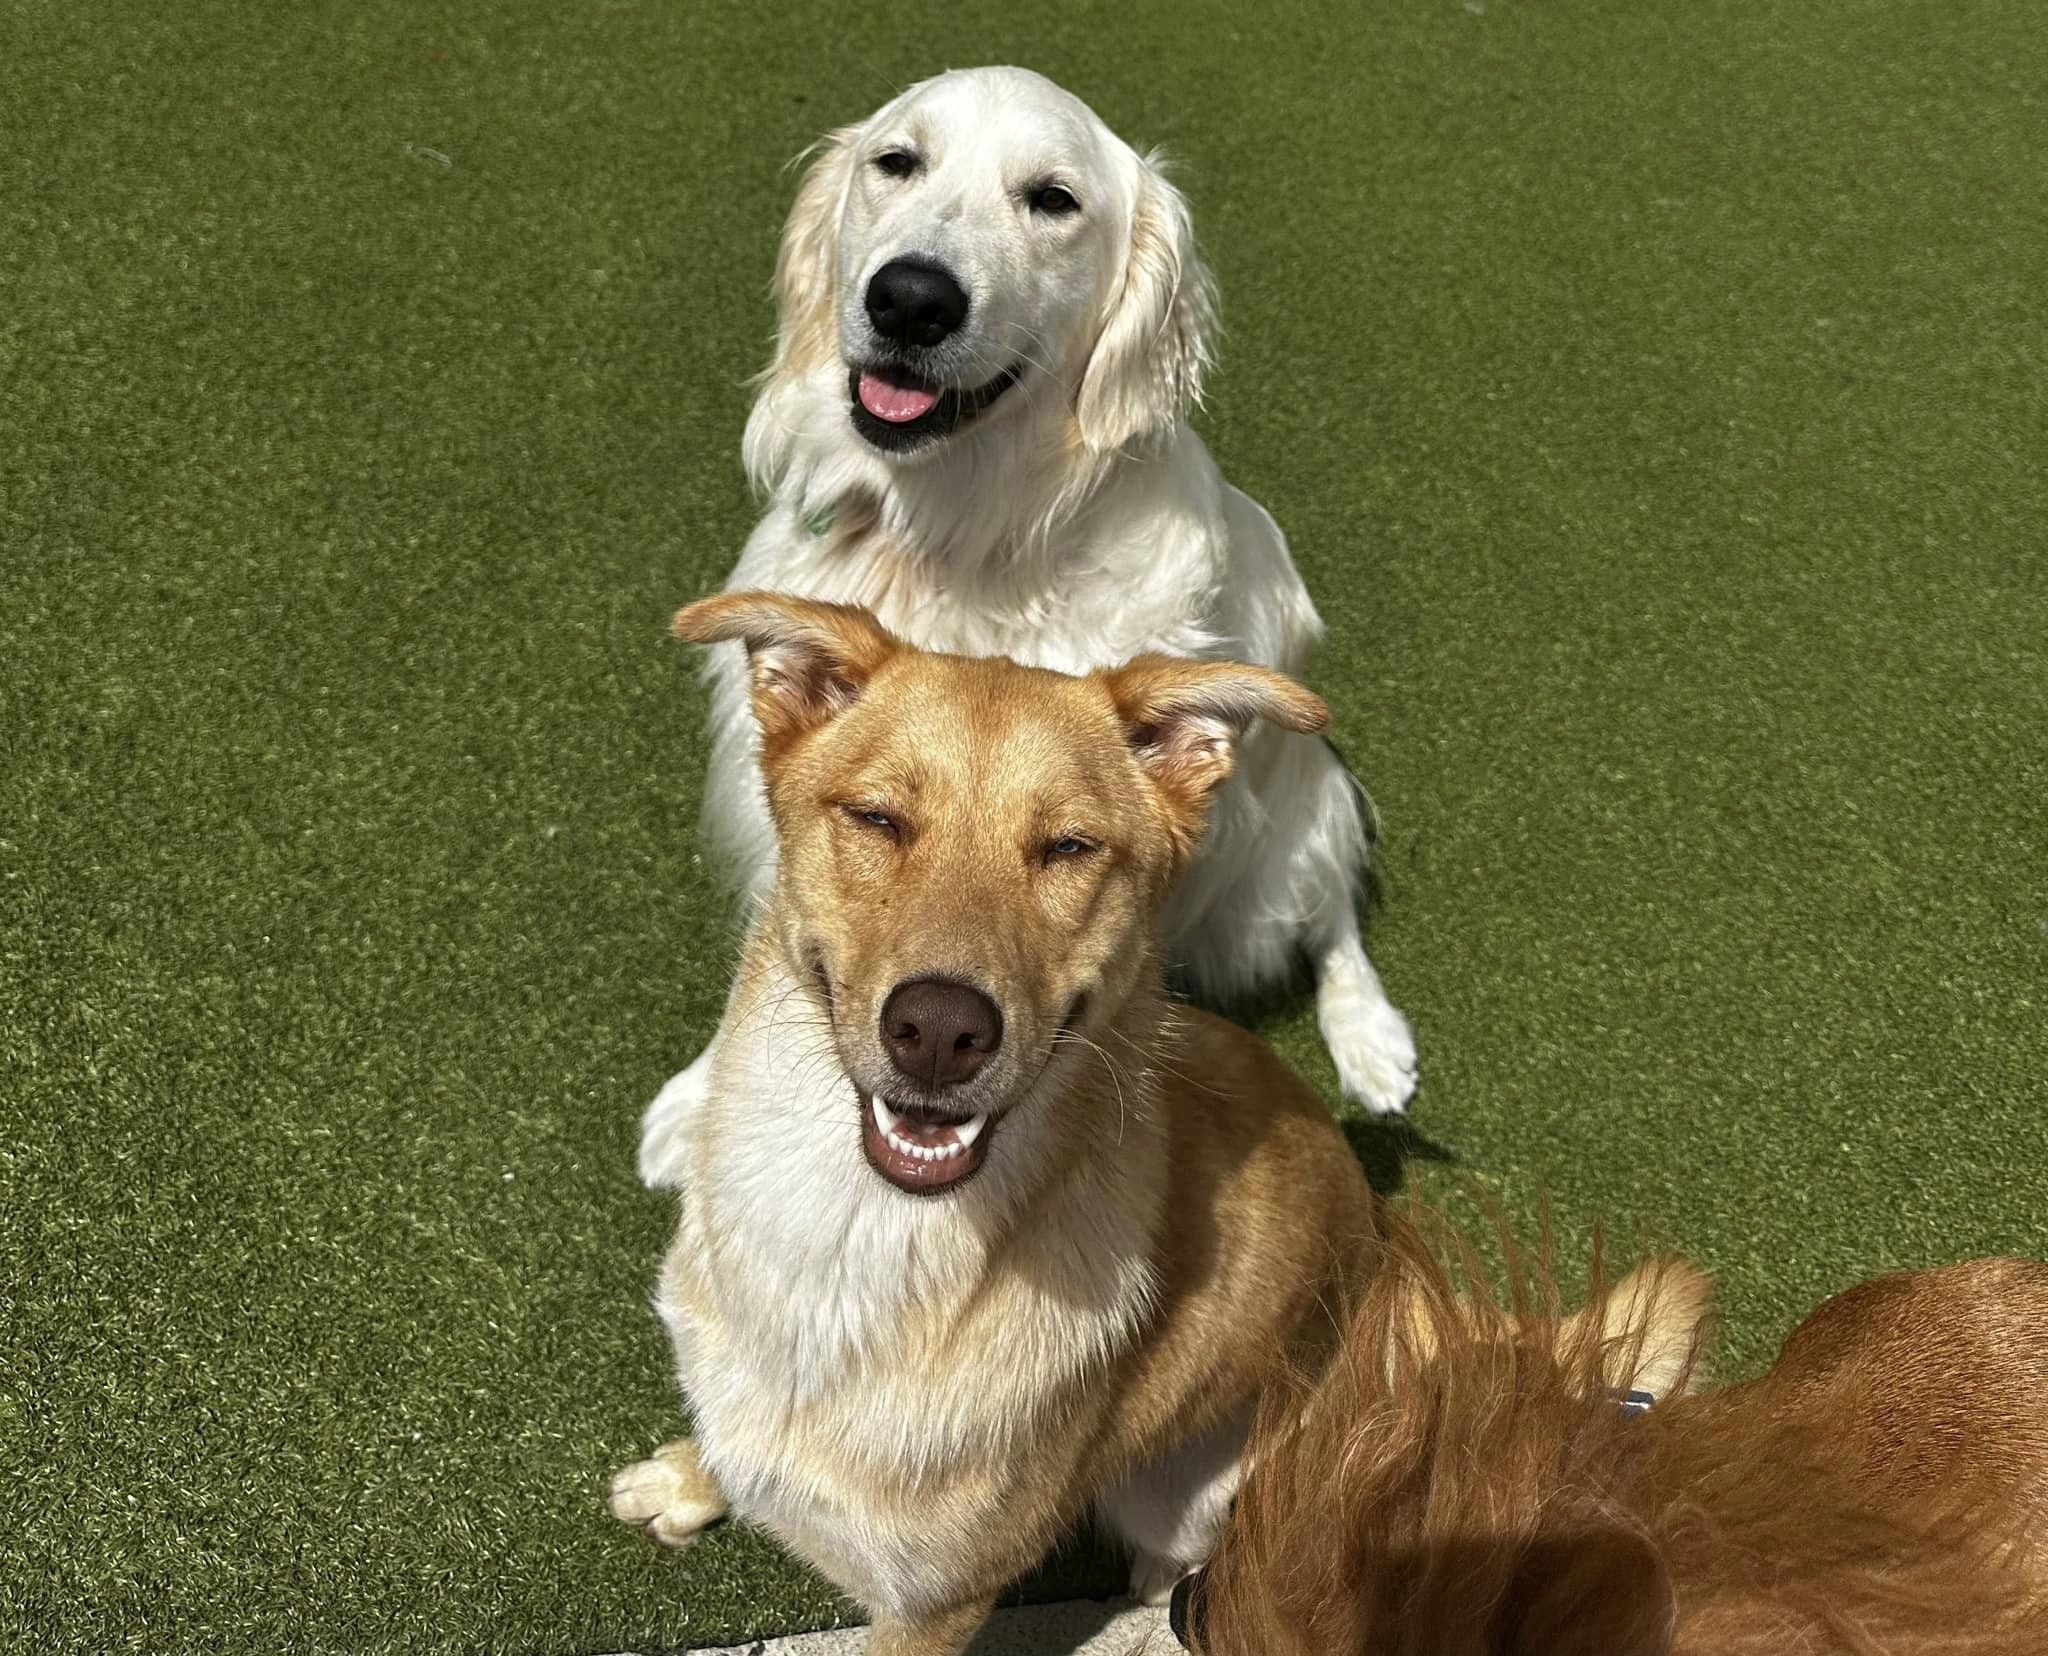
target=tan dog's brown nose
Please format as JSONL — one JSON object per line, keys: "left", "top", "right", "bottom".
{"left": 880, "top": 979, "right": 1003, "bottom": 1090}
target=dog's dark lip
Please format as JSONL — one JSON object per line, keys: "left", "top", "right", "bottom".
{"left": 809, "top": 953, "right": 834, "bottom": 1015}
{"left": 847, "top": 360, "right": 1022, "bottom": 452}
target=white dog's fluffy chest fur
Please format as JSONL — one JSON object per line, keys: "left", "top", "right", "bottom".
{"left": 653, "top": 954, "right": 1161, "bottom": 1612}
{"left": 728, "top": 429, "right": 1297, "bottom": 672}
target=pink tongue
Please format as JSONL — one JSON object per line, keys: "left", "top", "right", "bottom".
{"left": 859, "top": 371, "right": 940, "bottom": 424}
{"left": 894, "top": 1113, "right": 959, "bottom": 1149}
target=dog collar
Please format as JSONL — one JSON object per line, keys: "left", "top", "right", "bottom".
{"left": 803, "top": 503, "right": 837, "bottom": 539}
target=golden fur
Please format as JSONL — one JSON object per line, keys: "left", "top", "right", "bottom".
{"left": 611, "top": 594, "right": 1378, "bottom": 1655}
{"left": 1184, "top": 1207, "right": 2048, "bottom": 1655}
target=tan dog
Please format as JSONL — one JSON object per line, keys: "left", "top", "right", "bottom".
{"left": 1175, "top": 1207, "right": 2048, "bottom": 1655}
{"left": 609, "top": 593, "right": 1378, "bottom": 1655}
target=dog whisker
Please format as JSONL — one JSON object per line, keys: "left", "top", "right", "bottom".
{"left": 1099, "top": 1016, "right": 1235, "bottom": 1106}
{"left": 1053, "top": 1026, "right": 1146, "bottom": 1145}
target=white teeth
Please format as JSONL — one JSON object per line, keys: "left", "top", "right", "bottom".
{"left": 868, "top": 1095, "right": 987, "bottom": 1165}
{"left": 888, "top": 1135, "right": 964, "bottom": 1162}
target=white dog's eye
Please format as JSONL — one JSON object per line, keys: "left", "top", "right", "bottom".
{"left": 873, "top": 149, "right": 920, "bottom": 180}
{"left": 1027, "top": 183, "right": 1081, "bottom": 218}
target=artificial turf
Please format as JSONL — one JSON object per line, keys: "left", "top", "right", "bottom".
{"left": 4, "top": 0, "right": 2045, "bottom": 1649}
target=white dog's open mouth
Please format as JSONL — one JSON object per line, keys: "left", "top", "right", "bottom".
{"left": 859, "top": 1093, "right": 993, "bottom": 1194}
{"left": 848, "top": 363, "right": 1020, "bottom": 452}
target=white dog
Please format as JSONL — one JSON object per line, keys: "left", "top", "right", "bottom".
{"left": 641, "top": 66, "right": 1415, "bottom": 1188}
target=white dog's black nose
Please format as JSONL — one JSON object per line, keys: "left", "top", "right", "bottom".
{"left": 865, "top": 259, "right": 969, "bottom": 348}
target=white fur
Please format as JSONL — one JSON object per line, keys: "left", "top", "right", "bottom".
{"left": 1097, "top": 1405, "right": 1251, "bottom": 1603}
{"left": 643, "top": 67, "right": 1416, "bottom": 1188}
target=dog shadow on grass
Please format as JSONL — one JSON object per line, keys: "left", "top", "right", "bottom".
{"left": 1340, "top": 1113, "right": 1458, "bottom": 1198}
{"left": 1198, "top": 968, "right": 1459, "bottom": 1201}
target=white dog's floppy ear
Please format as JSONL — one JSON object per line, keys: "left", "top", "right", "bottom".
{"left": 1075, "top": 152, "right": 1220, "bottom": 456}
{"left": 764, "top": 127, "right": 860, "bottom": 385}
{"left": 1102, "top": 655, "right": 1327, "bottom": 862}
{"left": 673, "top": 591, "right": 897, "bottom": 759}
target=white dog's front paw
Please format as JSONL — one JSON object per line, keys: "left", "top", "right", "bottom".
{"left": 608, "top": 1450, "right": 728, "bottom": 1550}
{"left": 637, "top": 1052, "right": 713, "bottom": 1190}
{"left": 1320, "top": 983, "right": 1419, "bottom": 1116}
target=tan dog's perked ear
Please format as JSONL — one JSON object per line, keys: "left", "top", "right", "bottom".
{"left": 1075, "top": 152, "right": 1220, "bottom": 457}
{"left": 673, "top": 592, "right": 897, "bottom": 761}
{"left": 1102, "top": 656, "right": 1328, "bottom": 864}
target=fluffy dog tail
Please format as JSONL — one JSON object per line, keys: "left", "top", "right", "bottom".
{"left": 1185, "top": 1203, "right": 2044, "bottom": 1656}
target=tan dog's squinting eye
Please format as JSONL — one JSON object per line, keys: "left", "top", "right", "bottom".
{"left": 840, "top": 802, "right": 904, "bottom": 843}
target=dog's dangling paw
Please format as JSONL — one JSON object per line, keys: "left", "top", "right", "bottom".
{"left": 1320, "top": 982, "right": 1420, "bottom": 1116}
{"left": 638, "top": 1052, "right": 714, "bottom": 1190}
{"left": 1128, "top": 1549, "right": 1193, "bottom": 1608}
{"left": 608, "top": 1446, "right": 729, "bottom": 1550}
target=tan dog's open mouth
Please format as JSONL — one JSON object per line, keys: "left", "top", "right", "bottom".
{"left": 860, "top": 1094, "right": 993, "bottom": 1195}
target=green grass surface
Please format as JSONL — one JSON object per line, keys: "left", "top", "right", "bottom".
{"left": 5, "top": 0, "right": 2046, "bottom": 1649}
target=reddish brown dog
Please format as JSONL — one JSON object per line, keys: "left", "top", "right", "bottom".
{"left": 1177, "top": 1210, "right": 2048, "bottom": 1656}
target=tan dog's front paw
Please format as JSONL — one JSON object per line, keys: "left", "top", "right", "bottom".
{"left": 608, "top": 1439, "right": 729, "bottom": 1549}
